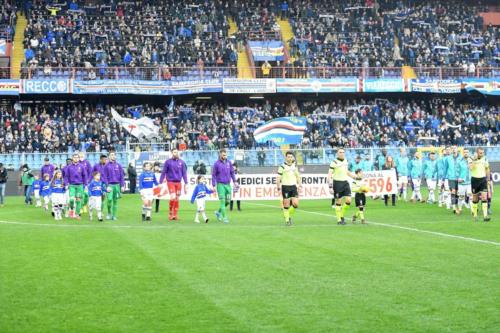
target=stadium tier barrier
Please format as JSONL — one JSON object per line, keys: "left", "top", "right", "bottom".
{"left": 18, "top": 66, "right": 500, "bottom": 80}
{"left": 2, "top": 146, "right": 500, "bottom": 171}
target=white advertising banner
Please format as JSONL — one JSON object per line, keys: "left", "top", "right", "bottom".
{"left": 152, "top": 170, "right": 397, "bottom": 200}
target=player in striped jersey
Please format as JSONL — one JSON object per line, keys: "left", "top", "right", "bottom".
{"left": 191, "top": 175, "right": 214, "bottom": 223}
{"left": 139, "top": 162, "right": 158, "bottom": 222}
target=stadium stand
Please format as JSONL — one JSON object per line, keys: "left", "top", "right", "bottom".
{"left": 22, "top": 0, "right": 238, "bottom": 79}
{"left": 15, "top": 0, "right": 499, "bottom": 80}
{"left": 0, "top": 98, "right": 497, "bottom": 154}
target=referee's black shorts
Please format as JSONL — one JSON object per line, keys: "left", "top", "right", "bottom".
{"left": 355, "top": 193, "right": 366, "bottom": 207}
{"left": 281, "top": 185, "right": 298, "bottom": 199}
{"left": 333, "top": 180, "right": 351, "bottom": 199}
{"left": 471, "top": 177, "right": 488, "bottom": 194}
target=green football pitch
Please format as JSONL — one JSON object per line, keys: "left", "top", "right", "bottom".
{"left": 1, "top": 190, "right": 499, "bottom": 332}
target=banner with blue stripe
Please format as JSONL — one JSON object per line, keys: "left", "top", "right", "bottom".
{"left": 253, "top": 117, "right": 307, "bottom": 145}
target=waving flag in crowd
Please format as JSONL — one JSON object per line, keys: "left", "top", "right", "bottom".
{"left": 111, "top": 108, "right": 160, "bottom": 140}
{"left": 253, "top": 117, "right": 307, "bottom": 145}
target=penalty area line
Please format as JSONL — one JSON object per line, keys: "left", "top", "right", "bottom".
{"left": 248, "top": 203, "right": 500, "bottom": 247}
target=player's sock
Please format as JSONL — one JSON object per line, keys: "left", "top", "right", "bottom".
{"left": 112, "top": 200, "right": 118, "bottom": 218}
{"left": 97, "top": 210, "right": 102, "bottom": 220}
{"left": 219, "top": 199, "right": 227, "bottom": 219}
{"left": 403, "top": 188, "right": 407, "bottom": 201}
{"left": 482, "top": 201, "right": 488, "bottom": 218}
{"left": 146, "top": 207, "right": 151, "bottom": 218}
{"left": 445, "top": 191, "right": 451, "bottom": 208}
{"left": 201, "top": 211, "right": 207, "bottom": 221}
{"left": 335, "top": 204, "right": 342, "bottom": 222}
{"left": 458, "top": 197, "right": 464, "bottom": 210}
{"left": 289, "top": 206, "right": 295, "bottom": 218}
{"left": 487, "top": 197, "right": 491, "bottom": 210}
{"left": 283, "top": 207, "right": 290, "bottom": 222}
{"left": 168, "top": 201, "right": 173, "bottom": 216}
{"left": 174, "top": 199, "right": 179, "bottom": 216}
{"left": 471, "top": 201, "right": 478, "bottom": 217}
{"left": 429, "top": 190, "right": 435, "bottom": 202}
{"left": 341, "top": 202, "right": 350, "bottom": 217}
{"left": 359, "top": 208, "right": 365, "bottom": 221}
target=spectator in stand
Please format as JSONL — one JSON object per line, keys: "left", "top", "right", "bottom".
{"left": 262, "top": 61, "right": 272, "bottom": 78}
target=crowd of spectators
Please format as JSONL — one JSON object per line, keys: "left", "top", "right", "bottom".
{"left": 287, "top": 0, "right": 499, "bottom": 70}
{"left": 230, "top": 0, "right": 281, "bottom": 41}
{"left": 0, "top": 2, "right": 17, "bottom": 41}
{"left": 22, "top": 0, "right": 238, "bottom": 78}
{"left": 0, "top": 97, "right": 498, "bottom": 154}
{"left": 16, "top": 0, "right": 499, "bottom": 80}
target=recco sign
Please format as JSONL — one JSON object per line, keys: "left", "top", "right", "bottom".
{"left": 22, "top": 79, "right": 71, "bottom": 94}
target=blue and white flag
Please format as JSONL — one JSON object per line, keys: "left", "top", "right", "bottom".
{"left": 253, "top": 117, "right": 307, "bottom": 146}
{"left": 0, "top": 39, "right": 6, "bottom": 56}
{"left": 168, "top": 97, "right": 175, "bottom": 112}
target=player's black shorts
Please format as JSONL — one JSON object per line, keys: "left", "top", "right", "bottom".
{"left": 448, "top": 179, "right": 458, "bottom": 191}
{"left": 282, "top": 185, "right": 298, "bottom": 199}
{"left": 355, "top": 193, "right": 366, "bottom": 207}
{"left": 333, "top": 180, "right": 351, "bottom": 199}
{"left": 471, "top": 177, "right": 488, "bottom": 194}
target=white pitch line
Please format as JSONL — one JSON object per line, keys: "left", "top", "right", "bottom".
{"left": 0, "top": 220, "right": 350, "bottom": 229}
{"left": 248, "top": 203, "right": 500, "bottom": 247}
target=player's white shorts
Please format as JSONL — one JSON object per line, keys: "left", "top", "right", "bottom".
{"left": 140, "top": 188, "right": 154, "bottom": 201}
{"left": 43, "top": 195, "right": 50, "bottom": 205}
{"left": 458, "top": 184, "right": 472, "bottom": 197}
{"left": 426, "top": 179, "right": 437, "bottom": 190}
{"left": 437, "top": 179, "right": 445, "bottom": 190}
{"left": 51, "top": 193, "right": 66, "bottom": 206}
{"left": 89, "top": 196, "right": 102, "bottom": 211}
{"left": 412, "top": 178, "right": 421, "bottom": 188}
{"left": 34, "top": 189, "right": 40, "bottom": 199}
{"left": 398, "top": 176, "right": 408, "bottom": 187}
{"left": 196, "top": 198, "right": 206, "bottom": 211}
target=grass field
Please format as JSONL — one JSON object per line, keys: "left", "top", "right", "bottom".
{"left": 0, "top": 190, "right": 499, "bottom": 333}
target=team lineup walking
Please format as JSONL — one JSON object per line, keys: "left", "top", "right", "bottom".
{"left": 16, "top": 147, "right": 492, "bottom": 224}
